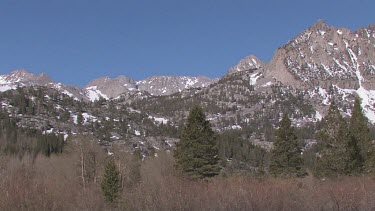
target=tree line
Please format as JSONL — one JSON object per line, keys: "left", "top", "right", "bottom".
{"left": 173, "top": 98, "right": 375, "bottom": 179}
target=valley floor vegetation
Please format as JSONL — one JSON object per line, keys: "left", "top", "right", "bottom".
{"left": 1, "top": 150, "right": 375, "bottom": 210}
{"left": 0, "top": 101, "right": 375, "bottom": 210}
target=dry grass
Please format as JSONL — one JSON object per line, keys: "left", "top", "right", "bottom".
{"left": 0, "top": 149, "right": 374, "bottom": 210}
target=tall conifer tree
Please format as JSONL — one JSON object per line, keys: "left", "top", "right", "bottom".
{"left": 101, "top": 159, "right": 121, "bottom": 203}
{"left": 315, "top": 100, "right": 351, "bottom": 177}
{"left": 349, "top": 97, "right": 375, "bottom": 173}
{"left": 269, "top": 113, "right": 306, "bottom": 177}
{"left": 174, "top": 106, "right": 220, "bottom": 178}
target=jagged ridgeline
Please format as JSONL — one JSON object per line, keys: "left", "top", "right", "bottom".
{"left": 0, "top": 20, "right": 374, "bottom": 158}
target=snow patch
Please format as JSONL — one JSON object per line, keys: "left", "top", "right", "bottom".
{"left": 357, "top": 87, "right": 375, "bottom": 123}
{"left": 250, "top": 73, "right": 262, "bottom": 86}
{"left": 86, "top": 86, "right": 108, "bottom": 101}
{"left": 135, "top": 130, "right": 141, "bottom": 136}
{"left": 262, "top": 82, "right": 273, "bottom": 87}
{"left": 149, "top": 116, "right": 169, "bottom": 124}
{"left": 318, "top": 87, "right": 330, "bottom": 105}
{"left": 0, "top": 85, "right": 15, "bottom": 92}
{"left": 315, "top": 111, "right": 322, "bottom": 121}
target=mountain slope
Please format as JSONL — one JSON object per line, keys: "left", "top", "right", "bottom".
{"left": 263, "top": 20, "right": 375, "bottom": 122}
{"left": 137, "top": 76, "right": 217, "bottom": 96}
{"left": 84, "top": 75, "right": 217, "bottom": 99}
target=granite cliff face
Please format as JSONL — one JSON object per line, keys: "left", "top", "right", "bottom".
{"left": 265, "top": 20, "right": 375, "bottom": 89}
{"left": 224, "top": 20, "right": 375, "bottom": 122}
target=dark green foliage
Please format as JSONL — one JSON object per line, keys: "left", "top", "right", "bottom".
{"left": 0, "top": 109, "right": 64, "bottom": 157}
{"left": 349, "top": 98, "right": 375, "bottom": 173}
{"left": 269, "top": 114, "right": 306, "bottom": 177}
{"left": 101, "top": 159, "right": 121, "bottom": 203}
{"left": 174, "top": 106, "right": 220, "bottom": 178}
{"left": 217, "top": 130, "right": 267, "bottom": 172}
{"left": 77, "top": 112, "right": 84, "bottom": 126}
{"left": 315, "top": 100, "right": 351, "bottom": 177}
{"left": 36, "top": 133, "right": 64, "bottom": 156}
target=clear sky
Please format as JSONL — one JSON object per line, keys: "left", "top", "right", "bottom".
{"left": 0, "top": 0, "right": 374, "bottom": 86}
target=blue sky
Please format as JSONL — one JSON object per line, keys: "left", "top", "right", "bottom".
{"left": 0, "top": 0, "right": 374, "bottom": 86}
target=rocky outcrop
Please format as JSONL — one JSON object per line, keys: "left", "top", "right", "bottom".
{"left": 137, "top": 76, "right": 217, "bottom": 96}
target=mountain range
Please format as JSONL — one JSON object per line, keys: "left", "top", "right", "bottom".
{"left": 0, "top": 69, "right": 218, "bottom": 101}
{"left": 0, "top": 19, "right": 374, "bottom": 154}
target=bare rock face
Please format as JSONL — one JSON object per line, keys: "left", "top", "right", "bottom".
{"left": 137, "top": 76, "right": 217, "bottom": 96}
{"left": 265, "top": 19, "right": 375, "bottom": 90}
{"left": 84, "top": 75, "right": 217, "bottom": 100}
{"left": 226, "top": 20, "right": 375, "bottom": 123}
{"left": 228, "top": 55, "right": 264, "bottom": 74}
{"left": 85, "top": 76, "right": 137, "bottom": 100}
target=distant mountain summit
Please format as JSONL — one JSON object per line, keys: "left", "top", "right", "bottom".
{"left": 0, "top": 69, "right": 217, "bottom": 101}
{"left": 228, "top": 55, "right": 263, "bottom": 74}
{"left": 85, "top": 75, "right": 137, "bottom": 101}
{"left": 0, "top": 69, "right": 52, "bottom": 87}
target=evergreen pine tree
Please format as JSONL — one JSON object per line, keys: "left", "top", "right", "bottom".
{"left": 101, "top": 159, "right": 121, "bottom": 203}
{"left": 315, "top": 100, "right": 351, "bottom": 177}
{"left": 174, "top": 105, "right": 220, "bottom": 178}
{"left": 269, "top": 113, "right": 306, "bottom": 177}
{"left": 349, "top": 97, "right": 375, "bottom": 173}
{"left": 77, "top": 112, "right": 84, "bottom": 126}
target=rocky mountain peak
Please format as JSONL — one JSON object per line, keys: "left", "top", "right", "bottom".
{"left": 228, "top": 54, "right": 263, "bottom": 74}
{"left": 0, "top": 69, "right": 53, "bottom": 85}
{"left": 85, "top": 76, "right": 138, "bottom": 100}
{"left": 309, "top": 19, "right": 330, "bottom": 31}
{"left": 264, "top": 21, "right": 375, "bottom": 89}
